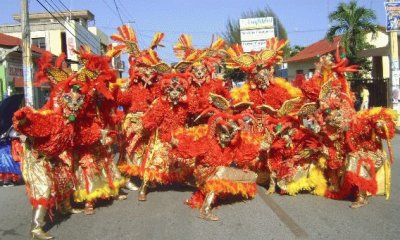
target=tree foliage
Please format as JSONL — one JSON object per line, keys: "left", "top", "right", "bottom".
{"left": 222, "top": 7, "right": 289, "bottom": 82}
{"left": 222, "top": 7, "right": 288, "bottom": 46}
{"left": 288, "top": 45, "right": 305, "bottom": 57}
{"left": 326, "top": 0, "right": 379, "bottom": 76}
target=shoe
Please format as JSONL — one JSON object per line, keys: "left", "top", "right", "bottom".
{"left": 3, "top": 180, "right": 14, "bottom": 187}
{"left": 124, "top": 181, "right": 139, "bottom": 191}
{"left": 116, "top": 194, "right": 128, "bottom": 201}
{"left": 31, "top": 228, "right": 54, "bottom": 239}
{"left": 84, "top": 203, "right": 95, "bottom": 215}
{"left": 199, "top": 208, "right": 219, "bottom": 221}
{"left": 350, "top": 199, "right": 368, "bottom": 209}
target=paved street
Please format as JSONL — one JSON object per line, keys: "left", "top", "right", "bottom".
{"left": 1, "top": 135, "right": 399, "bottom": 240}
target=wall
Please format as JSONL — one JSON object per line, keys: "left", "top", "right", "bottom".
{"left": 287, "top": 58, "right": 317, "bottom": 80}
{"left": 0, "top": 64, "right": 6, "bottom": 100}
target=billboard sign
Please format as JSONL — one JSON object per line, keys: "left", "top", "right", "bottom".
{"left": 385, "top": 1, "right": 400, "bottom": 31}
{"left": 239, "top": 17, "right": 274, "bottom": 30}
{"left": 241, "top": 40, "right": 267, "bottom": 52}
{"left": 240, "top": 28, "right": 275, "bottom": 42}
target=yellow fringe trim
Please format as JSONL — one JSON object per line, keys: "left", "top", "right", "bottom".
{"left": 318, "top": 156, "right": 327, "bottom": 169}
{"left": 357, "top": 107, "right": 397, "bottom": 121}
{"left": 240, "top": 131, "right": 263, "bottom": 144}
{"left": 274, "top": 78, "right": 303, "bottom": 98}
{"left": 118, "top": 164, "right": 192, "bottom": 184}
{"left": 118, "top": 164, "right": 140, "bottom": 177}
{"left": 286, "top": 165, "right": 327, "bottom": 196}
{"left": 73, "top": 178, "right": 127, "bottom": 202}
{"left": 174, "top": 124, "right": 208, "bottom": 140}
{"left": 230, "top": 83, "right": 251, "bottom": 102}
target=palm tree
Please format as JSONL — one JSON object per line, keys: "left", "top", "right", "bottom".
{"left": 326, "top": 0, "right": 379, "bottom": 73}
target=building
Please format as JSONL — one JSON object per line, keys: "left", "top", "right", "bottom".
{"left": 0, "top": 10, "right": 124, "bottom": 103}
{"left": 285, "top": 30, "right": 393, "bottom": 107}
{"left": 0, "top": 33, "right": 46, "bottom": 102}
{"left": 285, "top": 30, "right": 391, "bottom": 81}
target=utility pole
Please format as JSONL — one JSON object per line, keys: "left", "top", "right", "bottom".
{"left": 21, "top": 0, "right": 34, "bottom": 107}
{"left": 389, "top": 31, "right": 398, "bottom": 110}
{"left": 388, "top": 0, "right": 400, "bottom": 117}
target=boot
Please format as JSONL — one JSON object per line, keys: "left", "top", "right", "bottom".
{"left": 31, "top": 205, "right": 54, "bottom": 240}
{"left": 124, "top": 181, "right": 139, "bottom": 191}
{"left": 138, "top": 181, "right": 148, "bottom": 201}
{"left": 84, "top": 201, "right": 95, "bottom": 215}
{"left": 350, "top": 190, "right": 368, "bottom": 209}
{"left": 59, "top": 199, "right": 82, "bottom": 215}
{"left": 266, "top": 175, "right": 276, "bottom": 195}
{"left": 199, "top": 192, "right": 218, "bottom": 221}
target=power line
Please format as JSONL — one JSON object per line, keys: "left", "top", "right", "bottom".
{"left": 112, "top": 0, "right": 124, "bottom": 25}
{"left": 35, "top": 0, "right": 101, "bottom": 53}
{"left": 46, "top": 0, "right": 69, "bottom": 19}
{"left": 116, "top": 0, "right": 135, "bottom": 23}
{"left": 54, "top": 0, "right": 70, "bottom": 12}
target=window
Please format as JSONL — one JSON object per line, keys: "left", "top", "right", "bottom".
{"left": 32, "top": 37, "right": 46, "bottom": 49}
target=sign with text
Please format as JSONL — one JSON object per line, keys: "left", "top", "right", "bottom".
{"left": 385, "top": 1, "right": 400, "bottom": 31}
{"left": 240, "top": 28, "right": 275, "bottom": 42}
{"left": 241, "top": 40, "right": 267, "bottom": 52}
{"left": 239, "top": 17, "right": 274, "bottom": 30}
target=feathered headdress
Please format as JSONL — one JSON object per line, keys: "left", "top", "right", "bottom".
{"left": 173, "top": 34, "right": 225, "bottom": 73}
{"left": 225, "top": 37, "right": 288, "bottom": 73}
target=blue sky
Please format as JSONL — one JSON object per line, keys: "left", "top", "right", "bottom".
{"left": 1, "top": 0, "right": 387, "bottom": 63}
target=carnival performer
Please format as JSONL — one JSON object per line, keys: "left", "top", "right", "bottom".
{"left": 173, "top": 34, "right": 230, "bottom": 121}
{"left": 0, "top": 128, "right": 22, "bottom": 186}
{"left": 129, "top": 72, "right": 195, "bottom": 201}
{"left": 110, "top": 25, "right": 170, "bottom": 191}
{"left": 172, "top": 94, "right": 264, "bottom": 220}
{"left": 226, "top": 38, "right": 302, "bottom": 116}
{"left": 67, "top": 47, "right": 127, "bottom": 214}
{"left": 0, "top": 94, "right": 24, "bottom": 186}
{"left": 225, "top": 38, "right": 313, "bottom": 194}
{"left": 296, "top": 46, "right": 396, "bottom": 207}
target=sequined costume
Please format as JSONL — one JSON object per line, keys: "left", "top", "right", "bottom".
{"left": 0, "top": 138, "right": 21, "bottom": 185}
{"left": 172, "top": 94, "right": 261, "bottom": 220}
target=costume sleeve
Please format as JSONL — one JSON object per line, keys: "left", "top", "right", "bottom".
{"left": 234, "top": 141, "right": 260, "bottom": 168}
{"left": 142, "top": 99, "right": 165, "bottom": 131}
{"left": 113, "top": 87, "right": 132, "bottom": 110}
{"left": 129, "top": 86, "right": 152, "bottom": 113}
{"left": 172, "top": 134, "right": 207, "bottom": 159}
{"left": 212, "top": 79, "right": 231, "bottom": 99}
{"left": 74, "top": 117, "right": 102, "bottom": 146}
{"left": 13, "top": 107, "right": 60, "bottom": 137}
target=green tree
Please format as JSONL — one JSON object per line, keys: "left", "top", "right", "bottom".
{"left": 222, "top": 7, "right": 288, "bottom": 83}
{"left": 222, "top": 7, "right": 288, "bottom": 46}
{"left": 326, "top": 0, "right": 379, "bottom": 76}
{"left": 288, "top": 45, "right": 305, "bottom": 57}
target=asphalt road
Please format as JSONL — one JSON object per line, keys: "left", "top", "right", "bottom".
{"left": 1, "top": 135, "right": 399, "bottom": 240}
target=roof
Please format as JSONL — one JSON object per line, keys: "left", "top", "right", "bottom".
{"left": 13, "top": 10, "right": 95, "bottom": 22}
{"left": 285, "top": 36, "right": 342, "bottom": 63}
{"left": 0, "top": 33, "right": 46, "bottom": 54}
